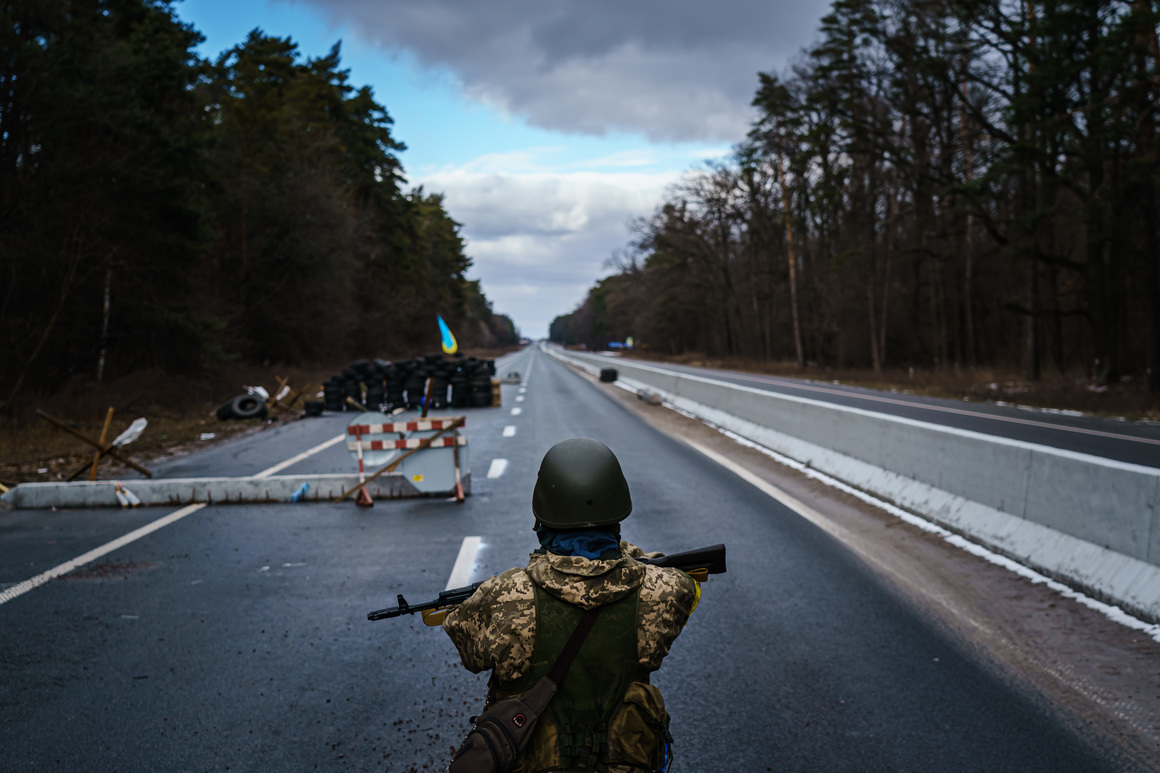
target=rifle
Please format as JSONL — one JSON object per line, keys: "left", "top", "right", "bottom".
{"left": 367, "top": 544, "right": 726, "bottom": 626}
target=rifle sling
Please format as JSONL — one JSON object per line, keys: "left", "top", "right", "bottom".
{"left": 546, "top": 607, "right": 601, "bottom": 686}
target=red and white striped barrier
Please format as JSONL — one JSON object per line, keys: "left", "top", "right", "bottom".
{"left": 347, "top": 435, "right": 466, "bottom": 452}
{"left": 347, "top": 418, "right": 459, "bottom": 435}
{"left": 344, "top": 411, "right": 469, "bottom": 501}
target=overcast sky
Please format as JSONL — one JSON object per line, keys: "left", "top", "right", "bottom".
{"left": 179, "top": 0, "right": 833, "bottom": 339}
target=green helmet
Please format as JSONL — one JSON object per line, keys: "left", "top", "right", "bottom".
{"left": 532, "top": 438, "right": 632, "bottom": 529}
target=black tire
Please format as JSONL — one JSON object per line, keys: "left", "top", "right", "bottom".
{"left": 216, "top": 399, "right": 238, "bottom": 421}
{"left": 303, "top": 400, "right": 324, "bottom": 417}
{"left": 230, "top": 394, "right": 268, "bottom": 420}
{"left": 599, "top": 368, "right": 618, "bottom": 383}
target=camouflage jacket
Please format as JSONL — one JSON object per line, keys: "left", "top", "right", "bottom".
{"left": 443, "top": 541, "right": 698, "bottom": 683}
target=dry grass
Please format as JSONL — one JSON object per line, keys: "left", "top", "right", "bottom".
{"left": 0, "top": 364, "right": 332, "bottom": 487}
{"left": 624, "top": 351, "right": 1160, "bottom": 423}
{"left": 0, "top": 347, "right": 519, "bottom": 488}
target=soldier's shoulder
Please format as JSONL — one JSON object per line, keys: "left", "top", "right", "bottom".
{"left": 640, "top": 564, "right": 697, "bottom": 601}
{"left": 477, "top": 566, "right": 535, "bottom": 603}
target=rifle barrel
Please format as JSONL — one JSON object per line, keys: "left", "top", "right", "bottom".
{"left": 368, "top": 581, "right": 484, "bottom": 621}
{"left": 368, "top": 547, "right": 726, "bottom": 622}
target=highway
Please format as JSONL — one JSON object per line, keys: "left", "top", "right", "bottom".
{"left": 570, "top": 352, "right": 1160, "bottom": 468}
{"left": 0, "top": 346, "right": 1151, "bottom": 771}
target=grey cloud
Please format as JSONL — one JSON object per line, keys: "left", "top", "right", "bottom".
{"left": 417, "top": 168, "right": 676, "bottom": 337}
{"left": 282, "top": 0, "right": 831, "bottom": 141}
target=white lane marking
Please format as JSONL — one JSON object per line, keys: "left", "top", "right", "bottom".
{"left": 519, "top": 387, "right": 527, "bottom": 394}
{"left": 503, "top": 426, "right": 517, "bottom": 437}
{"left": 682, "top": 434, "right": 1160, "bottom": 644}
{"left": 0, "top": 503, "right": 207, "bottom": 607}
{"left": 571, "top": 352, "right": 1160, "bottom": 451}
{"left": 487, "top": 458, "right": 509, "bottom": 479}
{"left": 445, "top": 536, "right": 482, "bottom": 590}
{"left": 255, "top": 433, "right": 345, "bottom": 478}
{"left": 516, "top": 395, "right": 525, "bottom": 402}
{"left": 511, "top": 407, "right": 522, "bottom": 416}
{"left": 560, "top": 351, "right": 1159, "bottom": 472}
{"left": 1, "top": 434, "right": 347, "bottom": 609}
{"left": 718, "top": 370, "right": 1160, "bottom": 448}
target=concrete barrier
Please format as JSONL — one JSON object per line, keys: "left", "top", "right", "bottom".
{"left": 0, "top": 472, "right": 472, "bottom": 509}
{"left": 549, "top": 346, "right": 1160, "bottom": 622}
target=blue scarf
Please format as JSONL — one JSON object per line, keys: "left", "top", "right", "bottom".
{"left": 536, "top": 526, "right": 621, "bottom": 560}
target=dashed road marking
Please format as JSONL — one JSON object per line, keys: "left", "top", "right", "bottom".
{"left": 519, "top": 388, "right": 527, "bottom": 394}
{"left": 516, "top": 395, "right": 525, "bottom": 402}
{"left": 445, "top": 536, "right": 482, "bottom": 590}
{"left": 511, "top": 407, "right": 522, "bottom": 416}
{"left": 503, "top": 426, "right": 517, "bottom": 437}
{"left": 487, "top": 459, "right": 509, "bottom": 479}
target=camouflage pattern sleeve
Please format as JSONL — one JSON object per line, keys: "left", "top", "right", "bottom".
{"left": 619, "top": 540, "right": 663, "bottom": 560}
{"left": 636, "top": 565, "right": 698, "bottom": 670}
{"left": 442, "top": 568, "right": 537, "bottom": 682}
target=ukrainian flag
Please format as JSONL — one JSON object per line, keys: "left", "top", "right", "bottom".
{"left": 437, "top": 315, "right": 458, "bottom": 354}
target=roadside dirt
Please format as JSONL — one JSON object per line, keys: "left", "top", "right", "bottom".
{"left": 0, "top": 348, "right": 519, "bottom": 489}
{"left": 566, "top": 360, "right": 1160, "bottom": 771}
{"left": 0, "top": 364, "right": 326, "bottom": 487}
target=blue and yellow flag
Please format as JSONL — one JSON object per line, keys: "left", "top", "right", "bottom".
{"left": 437, "top": 315, "right": 458, "bottom": 354}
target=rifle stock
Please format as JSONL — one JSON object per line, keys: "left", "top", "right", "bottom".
{"left": 638, "top": 543, "right": 726, "bottom": 582}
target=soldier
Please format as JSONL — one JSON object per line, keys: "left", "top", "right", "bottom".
{"left": 443, "top": 437, "right": 699, "bottom": 772}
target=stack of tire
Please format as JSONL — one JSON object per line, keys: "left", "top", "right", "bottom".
{"left": 467, "top": 359, "right": 496, "bottom": 407}
{"left": 321, "top": 354, "right": 497, "bottom": 412}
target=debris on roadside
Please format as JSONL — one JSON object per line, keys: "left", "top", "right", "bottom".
{"left": 215, "top": 393, "right": 268, "bottom": 421}
{"left": 600, "top": 368, "right": 618, "bottom": 383}
{"left": 114, "top": 418, "right": 148, "bottom": 447}
{"left": 36, "top": 408, "right": 153, "bottom": 479}
{"left": 113, "top": 481, "right": 141, "bottom": 507}
{"left": 216, "top": 377, "right": 321, "bottom": 421}
{"left": 637, "top": 389, "right": 662, "bottom": 406}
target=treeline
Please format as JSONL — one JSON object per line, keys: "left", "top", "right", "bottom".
{"left": 552, "top": 0, "right": 1160, "bottom": 392}
{"left": 0, "top": 0, "right": 517, "bottom": 407}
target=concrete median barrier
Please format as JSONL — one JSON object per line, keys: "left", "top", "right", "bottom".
{"left": 548, "top": 346, "right": 1160, "bottom": 622}
{"left": 0, "top": 472, "right": 472, "bottom": 509}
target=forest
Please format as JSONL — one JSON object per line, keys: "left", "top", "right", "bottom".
{"left": 0, "top": 0, "right": 517, "bottom": 410}
{"left": 551, "top": 0, "right": 1160, "bottom": 394}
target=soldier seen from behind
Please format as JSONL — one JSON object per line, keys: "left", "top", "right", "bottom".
{"left": 443, "top": 437, "right": 700, "bottom": 772}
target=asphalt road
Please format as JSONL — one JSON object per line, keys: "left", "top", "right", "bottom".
{"left": 565, "top": 351, "right": 1160, "bottom": 468}
{"left": 0, "top": 347, "right": 1140, "bottom": 771}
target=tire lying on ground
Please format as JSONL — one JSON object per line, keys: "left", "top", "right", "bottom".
{"left": 228, "top": 394, "right": 268, "bottom": 420}
{"left": 216, "top": 399, "right": 238, "bottom": 421}
{"left": 599, "top": 368, "right": 618, "bottom": 383}
{"left": 303, "top": 400, "right": 325, "bottom": 417}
